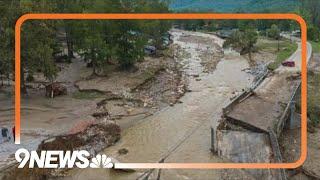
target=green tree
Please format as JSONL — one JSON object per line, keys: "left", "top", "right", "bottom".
{"left": 307, "top": 25, "right": 320, "bottom": 41}
{"left": 115, "top": 20, "right": 147, "bottom": 69}
{"left": 55, "top": 0, "right": 81, "bottom": 62}
{"left": 295, "top": 2, "right": 320, "bottom": 41}
{"left": 0, "top": 0, "right": 172, "bottom": 94}
{"left": 71, "top": 20, "right": 110, "bottom": 76}
{"left": 0, "top": 0, "right": 17, "bottom": 86}
{"left": 22, "top": 20, "right": 58, "bottom": 86}
{"left": 300, "top": 0, "right": 320, "bottom": 27}
{"left": 135, "top": 0, "right": 172, "bottom": 50}
{"left": 267, "top": 24, "right": 280, "bottom": 39}
{"left": 224, "top": 27, "right": 258, "bottom": 63}
{"left": 20, "top": 0, "right": 58, "bottom": 93}
{"left": 267, "top": 24, "right": 281, "bottom": 51}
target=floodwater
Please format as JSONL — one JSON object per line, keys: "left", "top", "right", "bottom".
{"left": 70, "top": 30, "right": 253, "bottom": 179}
{"left": 0, "top": 53, "right": 96, "bottom": 169}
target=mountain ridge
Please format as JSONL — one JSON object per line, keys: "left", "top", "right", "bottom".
{"left": 169, "top": 0, "right": 300, "bottom": 12}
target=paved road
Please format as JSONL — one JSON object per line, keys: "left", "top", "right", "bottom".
{"left": 277, "top": 35, "right": 312, "bottom": 73}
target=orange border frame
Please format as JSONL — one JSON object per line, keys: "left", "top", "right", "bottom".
{"left": 15, "top": 13, "right": 307, "bottom": 169}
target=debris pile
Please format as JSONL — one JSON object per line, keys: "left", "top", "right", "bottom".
{"left": 45, "top": 82, "right": 67, "bottom": 98}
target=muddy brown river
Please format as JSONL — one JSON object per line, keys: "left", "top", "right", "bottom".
{"left": 68, "top": 30, "right": 253, "bottom": 179}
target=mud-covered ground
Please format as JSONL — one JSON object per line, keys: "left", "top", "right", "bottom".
{"left": 280, "top": 127, "right": 320, "bottom": 180}
{"left": 0, "top": 35, "right": 186, "bottom": 175}
{"left": 1, "top": 29, "right": 262, "bottom": 179}
{"left": 171, "top": 29, "right": 224, "bottom": 76}
{"left": 66, "top": 29, "right": 255, "bottom": 180}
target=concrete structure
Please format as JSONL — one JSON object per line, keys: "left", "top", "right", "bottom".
{"left": 212, "top": 39, "right": 312, "bottom": 180}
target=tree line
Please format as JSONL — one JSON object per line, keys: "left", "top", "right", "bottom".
{"left": 176, "top": 0, "right": 320, "bottom": 42}
{"left": 1, "top": 0, "right": 319, "bottom": 94}
{"left": 0, "top": 0, "right": 171, "bottom": 93}
{"left": 175, "top": 0, "right": 320, "bottom": 63}
{"left": 298, "top": 0, "right": 320, "bottom": 41}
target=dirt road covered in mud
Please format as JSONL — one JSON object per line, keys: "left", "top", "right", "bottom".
{"left": 69, "top": 29, "right": 254, "bottom": 179}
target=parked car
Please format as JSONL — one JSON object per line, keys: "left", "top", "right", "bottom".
{"left": 282, "top": 61, "right": 295, "bottom": 67}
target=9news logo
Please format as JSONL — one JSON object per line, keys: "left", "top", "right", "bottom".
{"left": 15, "top": 148, "right": 113, "bottom": 169}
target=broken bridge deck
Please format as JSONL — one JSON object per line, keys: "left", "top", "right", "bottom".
{"left": 226, "top": 73, "right": 300, "bottom": 132}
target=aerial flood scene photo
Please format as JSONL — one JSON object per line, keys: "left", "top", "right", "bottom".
{"left": 0, "top": 0, "right": 319, "bottom": 180}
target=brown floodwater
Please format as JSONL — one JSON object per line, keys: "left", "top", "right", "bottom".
{"left": 69, "top": 30, "right": 253, "bottom": 180}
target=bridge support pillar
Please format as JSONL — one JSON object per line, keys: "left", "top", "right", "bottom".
{"left": 287, "top": 101, "right": 301, "bottom": 129}
{"left": 210, "top": 127, "right": 217, "bottom": 153}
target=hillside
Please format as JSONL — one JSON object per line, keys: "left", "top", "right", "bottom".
{"left": 170, "top": 0, "right": 300, "bottom": 12}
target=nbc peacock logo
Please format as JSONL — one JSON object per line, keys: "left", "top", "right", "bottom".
{"left": 90, "top": 154, "right": 113, "bottom": 168}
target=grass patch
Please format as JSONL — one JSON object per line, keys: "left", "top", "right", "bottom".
{"left": 72, "top": 90, "right": 105, "bottom": 99}
{"left": 256, "top": 37, "right": 298, "bottom": 70}
{"left": 265, "top": 41, "right": 297, "bottom": 71}
{"left": 310, "top": 41, "right": 320, "bottom": 53}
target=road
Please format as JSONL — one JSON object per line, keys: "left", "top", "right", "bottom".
{"left": 276, "top": 40, "right": 312, "bottom": 73}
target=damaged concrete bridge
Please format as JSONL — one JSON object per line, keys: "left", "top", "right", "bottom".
{"left": 213, "top": 73, "right": 301, "bottom": 179}
{"left": 212, "top": 42, "right": 312, "bottom": 180}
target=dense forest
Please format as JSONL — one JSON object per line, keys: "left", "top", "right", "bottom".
{"left": 173, "top": 0, "right": 319, "bottom": 65}
{"left": 0, "top": 0, "right": 319, "bottom": 94}
{"left": 174, "top": 0, "right": 320, "bottom": 41}
{"left": 170, "top": 0, "right": 299, "bottom": 12}
{"left": 0, "top": 0, "right": 171, "bottom": 94}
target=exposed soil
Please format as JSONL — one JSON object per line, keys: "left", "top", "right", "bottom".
{"left": 309, "top": 53, "right": 320, "bottom": 73}
{"left": 176, "top": 33, "right": 224, "bottom": 72}
{"left": 244, "top": 49, "right": 276, "bottom": 66}
{"left": 67, "top": 30, "right": 254, "bottom": 180}
{"left": 75, "top": 55, "right": 180, "bottom": 95}
{"left": 1, "top": 29, "right": 252, "bottom": 180}
{"left": 171, "top": 29, "right": 224, "bottom": 76}
{"left": 130, "top": 48, "right": 186, "bottom": 108}
{"left": 0, "top": 35, "right": 187, "bottom": 175}
{"left": 280, "top": 127, "right": 320, "bottom": 180}
{"left": 73, "top": 45, "right": 187, "bottom": 118}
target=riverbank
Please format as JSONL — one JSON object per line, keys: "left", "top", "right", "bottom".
{"left": 1, "top": 29, "right": 285, "bottom": 179}
{"left": 67, "top": 29, "right": 254, "bottom": 180}
{"left": 0, "top": 29, "right": 228, "bottom": 178}
{"left": 0, "top": 33, "right": 186, "bottom": 175}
